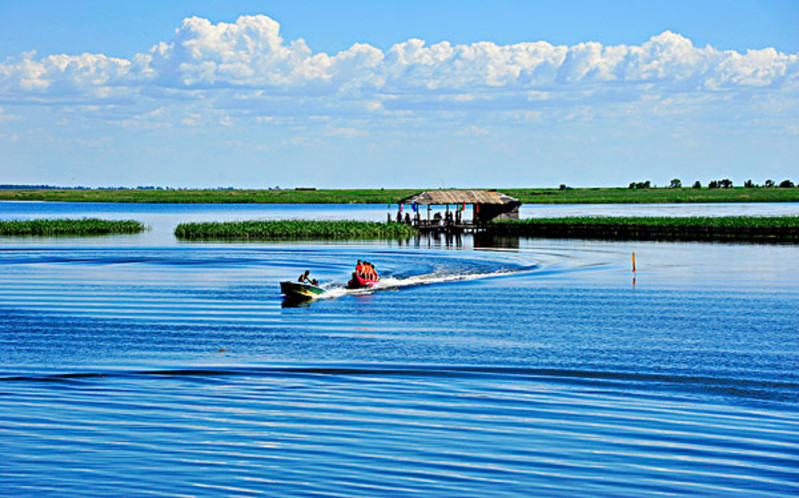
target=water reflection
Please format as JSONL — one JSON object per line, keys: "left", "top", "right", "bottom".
{"left": 416, "top": 231, "right": 463, "bottom": 248}
{"left": 281, "top": 297, "right": 314, "bottom": 308}
{"left": 474, "top": 233, "right": 520, "bottom": 249}
{"left": 392, "top": 232, "right": 522, "bottom": 250}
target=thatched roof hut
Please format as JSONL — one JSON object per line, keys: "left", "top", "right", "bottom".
{"left": 399, "top": 190, "right": 519, "bottom": 206}
{"left": 398, "top": 190, "right": 521, "bottom": 223}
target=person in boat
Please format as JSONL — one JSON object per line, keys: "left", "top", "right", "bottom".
{"left": 364, "top": 261, "right": 378, "bottom": 281}
{"left": 298, "top": 270, "right": 318, "bottom": 286}
{"left": 362, "top": 261, "right": 371, "bottom": 280}
{"left": 355, "top": 260, "right": 364, "bottom": 277}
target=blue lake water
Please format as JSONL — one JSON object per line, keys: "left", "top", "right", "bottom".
{"left": 1, "top": 202, "right": 798, "bottom": 496}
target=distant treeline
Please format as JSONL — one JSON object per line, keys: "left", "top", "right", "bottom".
{"left": 627, "top": 178, "right": 796, "bottom": 189}
{"left": 0, "top": 184, "right": 92, "bottom": 190}
{"left": 4, "top": 179, "right": 797, "bottom": 192}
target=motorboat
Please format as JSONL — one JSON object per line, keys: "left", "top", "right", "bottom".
{"left": 280, "top": 280, "right": 326, "bottom": 300}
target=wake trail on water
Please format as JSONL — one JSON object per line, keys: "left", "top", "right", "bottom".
{"left": 316, "top": 267, "right": 526, "bottom": 300}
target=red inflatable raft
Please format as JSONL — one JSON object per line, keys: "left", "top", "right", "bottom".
{"left": 347, "top": 272, "right": 379, "bottom": 289}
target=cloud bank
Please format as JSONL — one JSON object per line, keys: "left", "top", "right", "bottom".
{"left": 1, "top": 14, "right": 797, "bottom": 122}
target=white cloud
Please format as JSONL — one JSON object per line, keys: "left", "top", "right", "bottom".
{"left": 0, "top": 15, "right": 796, "bottom": 124}
{"left": 458, "top": 125, "right": 490, "bottom": 137}
{"left": 1, "top": 50, "right": 137, "bottom": 94}
{"left": 323, "top": 127, "right": 368, "bottom": 138}
{"left": 144, "top": 15, "right": 331, "bottom": 88}
{"left": 0, "top": 132, "right": 20, "bottom": 142}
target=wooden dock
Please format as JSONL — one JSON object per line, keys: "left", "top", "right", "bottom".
{"left": 411, "top": 220, "right": 485, "bottom": 234}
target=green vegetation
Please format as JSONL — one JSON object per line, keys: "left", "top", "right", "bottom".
{"left": 489, "top": 216, "right": 799, "bottom": 243}
{"left": 0, "top": 218, "right": 146, "bottom": 236}
{"left": 0, "top": 188, "right": 419, "bottom": 204}
{"left": 1, "top": 186, "right": 797, "bottom": 204}
{"left": 175, "top": 220, "right": 419, "bottom": 240}
{"left": 501, "top": 187, "right": 799, "bottom": 204}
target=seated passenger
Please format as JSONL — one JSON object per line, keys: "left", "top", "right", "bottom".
{"left": 364, "top": 262, "right": 378, "bottom": 280}
{"left": 361, "top": 262, "right": 369, "bottom": 279}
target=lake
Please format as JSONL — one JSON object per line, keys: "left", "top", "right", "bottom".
{"left": 1, "top": 202, "right": 798, "bottom": 496}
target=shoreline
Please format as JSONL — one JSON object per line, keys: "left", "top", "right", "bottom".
{"left": 1, "top": 187, "right": 798, "bottom": 205}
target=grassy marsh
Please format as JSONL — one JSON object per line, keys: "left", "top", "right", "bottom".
{"left": 0, "top": 218, "right": 147, "bottom": 236}
{"left": 489, "top": 216, "right": 799, "bottom": 242}
{"left": 175, "top": 220, "right": 419, "bottom": 240}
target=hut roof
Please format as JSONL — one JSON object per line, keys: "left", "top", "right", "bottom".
{"left": 399, "top": 190, "right": 520, "bottom": 206}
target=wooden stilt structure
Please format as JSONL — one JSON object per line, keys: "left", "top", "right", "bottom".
{"left": 392, "top": 190, "right": 521, "bottom": 234}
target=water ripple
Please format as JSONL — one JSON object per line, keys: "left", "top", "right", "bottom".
{"left": 2, "top": 364, "right": 798, "bottom": 496}
{"left": 1, "top": 239, "right": 798, "bottom": 495}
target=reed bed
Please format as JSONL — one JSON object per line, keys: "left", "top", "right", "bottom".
{"left": 175, "top": 220, "right": 419, "bottom": 240}
{"left": 490, "top": 216, "right": 799, "bottom": 242}
{"left": 0, "top": 218, "right": 146, "bottom": 236}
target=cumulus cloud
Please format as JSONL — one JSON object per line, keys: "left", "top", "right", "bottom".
{"left": 0, "top": 15, "right": 796, "bottom": 121}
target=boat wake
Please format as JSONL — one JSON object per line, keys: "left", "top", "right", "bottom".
{"left": 315, "top": 268, "right": 521, "bottom": 300}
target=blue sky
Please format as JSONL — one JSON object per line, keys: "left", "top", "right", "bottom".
{"left": 1, "top": 0, "right": 797, "bottom": 188}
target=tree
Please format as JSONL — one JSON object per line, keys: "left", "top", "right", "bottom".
{"left": 719, "top": 178, "right": 733, "bottom": 189}
{"left": 669, "top": 178, "right": 682, "bottom": 189}
{"left": 708, "top": 180, "right": 719, "bottom": 189}
{"left": 744, "top": 179, "right": 755, "bottom": 188}
{"left": 779, "top": 179, "right": 796, "bottom": 188}
{"left": 764, "top": 179, "right": 775, "bottom": 188}
{"left": 692, "top": 181, "right": 701, "bottom": 189}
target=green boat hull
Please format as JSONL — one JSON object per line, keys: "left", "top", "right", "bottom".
{"left": 280, "top": 281, "right": 326, "bottom": 300}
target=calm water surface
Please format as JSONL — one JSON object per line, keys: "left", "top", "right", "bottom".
{"left": 1, "top": 203, "right": 797, "bottom": 496}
